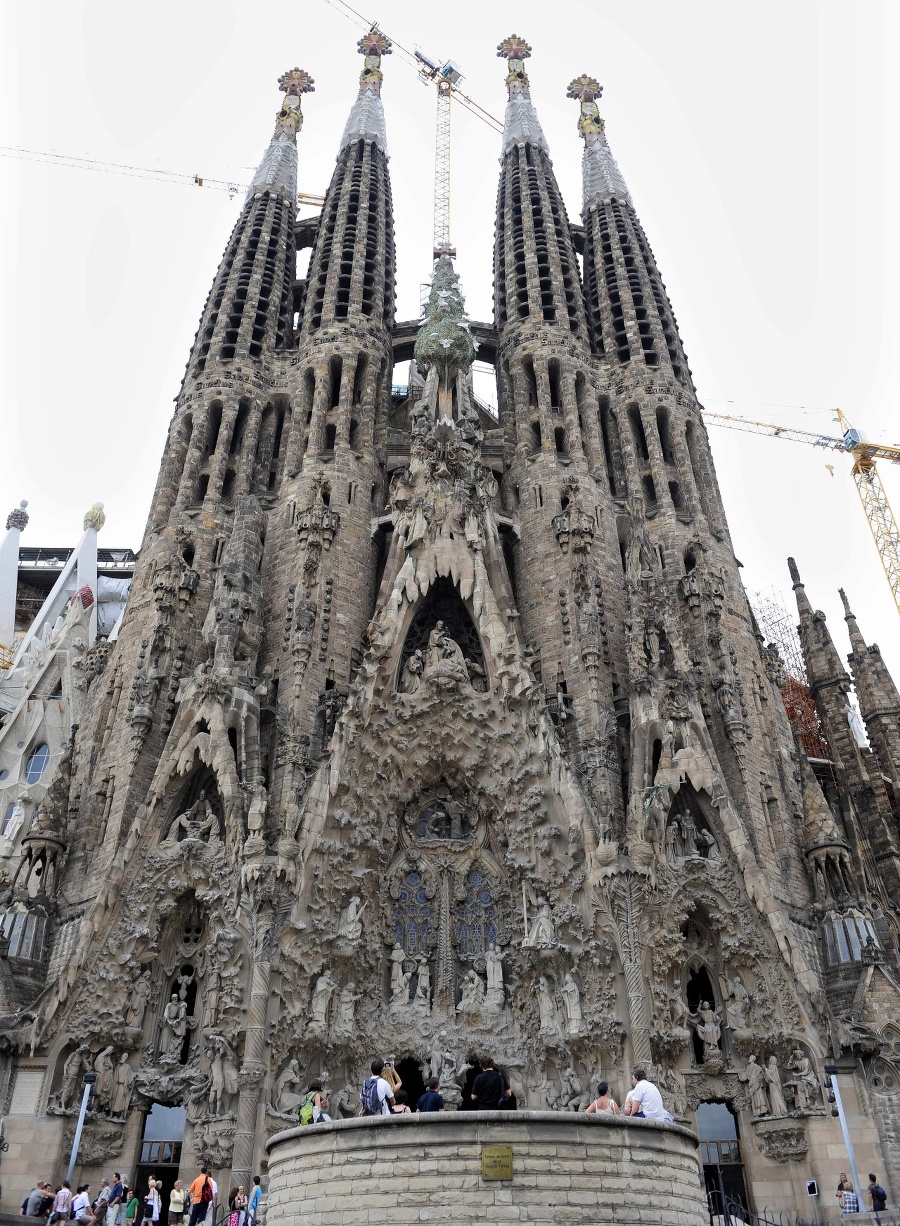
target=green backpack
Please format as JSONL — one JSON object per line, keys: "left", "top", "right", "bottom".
{"left": 299, "top": 1092, "right": 316, "bottom": 1126}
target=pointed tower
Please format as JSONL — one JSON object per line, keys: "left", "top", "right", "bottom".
{"left": 840, "top": 587, "right": 900, "bottom": 806}
{"left": 790, "top": 558, "right": 900, "bottom": 901}
{"left": 152, "top": 69, "right": 313, "bottom": 529}
{"left": 569, "top": 75, "right": 726, "bottom": 538}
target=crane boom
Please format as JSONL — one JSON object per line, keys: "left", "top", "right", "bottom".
{"left": 703, "top": 409, "right": 900, "bottom": 619}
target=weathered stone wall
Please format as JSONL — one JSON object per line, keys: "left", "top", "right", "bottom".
{"left": 266, "top": 1111, "right": 708, "bottom": 1226}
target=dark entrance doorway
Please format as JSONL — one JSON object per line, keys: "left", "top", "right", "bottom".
{"left": 134, "top": 1104, "right": 186, "bottom": 1201}
{"left": 696, "top": 1102, "right": 750, "bottom": 1220}
{"left": 394, "top": 1056, "right": 425, "bottom": 1111}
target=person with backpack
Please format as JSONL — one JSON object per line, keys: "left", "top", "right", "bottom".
{"left": 360, "top": 1059, "right": 396, "bottom": 1115}
{"left": 868, "top": 1174, "right": 888, "bottom": 1212}
{"left": 470, "top": 1057, "right": 512, "bottom": 1110}
{"left": 298, "top": 1080, "right": 329, "bottom": 1125}
{"left": 186, "top": 1172, "right": 213, "bottom": 1226}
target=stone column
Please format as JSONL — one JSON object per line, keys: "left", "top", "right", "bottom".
{"left": 231, "top": 897, "right": 274, "bottom": 1186}
{"left": 609, "top": 870, "right": 652, "bottom": 1065}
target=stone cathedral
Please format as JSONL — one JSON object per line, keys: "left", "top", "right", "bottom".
{"left": 1, "top": 32, "right": 899, "bottom": 1217}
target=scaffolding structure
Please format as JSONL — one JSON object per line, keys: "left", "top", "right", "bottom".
{"left": 750, "top": 587, "right": 832, "bottom": 760}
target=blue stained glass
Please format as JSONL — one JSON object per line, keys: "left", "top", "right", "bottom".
{"left": 394, "top": 870, "right": 432, "bottom": 956}
{"left": 456, "top": 869, "right": 496, "bottom": 957}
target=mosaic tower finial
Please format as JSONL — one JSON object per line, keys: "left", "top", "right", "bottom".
{"left": 497, "top": 34, "right": 533, "bottom": 99}
{"left": 275, "top": 67, "right": 315, "bottom": 138}
{"left": 567, "top": 75, "right": 606, "bottom": 142}
{"left": 357, "top": 30, "right": 392, "bottom": 96}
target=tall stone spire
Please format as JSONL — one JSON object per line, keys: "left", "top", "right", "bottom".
{"left": 568, "top": 73, "right": 691, "bottom": 387}
{"left": 497, "top": 34, "right": 548, "bottom": 155}
{"left": 186, "top": 68, "right": 313, "bottom": 377}
{"left": 300, "top": 31, "right": 395, "bottom": 337}
{"left": 840, "top": 587, "right": 900, "bottom": 799}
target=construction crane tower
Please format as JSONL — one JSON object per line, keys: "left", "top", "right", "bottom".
{"left": 704, "top": 409, "right": 900, "bottom": 618}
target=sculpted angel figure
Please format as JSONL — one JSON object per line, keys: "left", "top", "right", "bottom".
{"left": 337, "top": 896, "right": 366, "bottom": 943}
{"left": 524, "top": 899, "right": 555, "bottom": 947}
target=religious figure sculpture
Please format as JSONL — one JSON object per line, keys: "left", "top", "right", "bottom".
{"left": 524, "top": 899, "right": 556, "bottom": 948}
{"left": 561, "top": 971, "right": 583, "bottom": 1035}
{"left": 167, "top": 798, "right": 218, "bottom": 844}
{"left": 110, "top": 1052, "right": 135, "bottom": 1118}
{"left": 765, "top": 1055, "right": 789, "bottom": 1117}
{"left": 310, "top": 970, "right": 338, "bottom": 1031}
{"left": 413, "top": 957, "right": 431, "bottom": 1008}
{"left": 422, "top": 622, "right": 470, "bottom": 687}
{"left": 124, "top": 971, "right": 152, "bottom": 1027}
{"left": 743, "top": 1054, "right": 769, "bottom": 1118}
{"left": 389, "top": 943, "right": 410, "bottom": 1003}
{"left": 785, "top": 1048, "right": 819, "bottom": 1111}
{"left": 399, "top": 650, "right": 424, "bottom": 695}
{"left": 689, "top": 1000, "right": 722, "bottom": 1061}
{"left": 724, "top": 975, "right": 750, "bottom": 1030}
{"left": 161, "top": 994, "right": 189, "bottom": 1059}
{"left": 336, "top": 896, "right": 366, "bottom": 943}
{"left": 484, "top": 945, "right": 504, "bottom": 1008}
{"left": 559, "top": 1064, "right": 591, "bottom": 1112}
{"left": 456, "top": 969, "right": 486, "bottom": 1014}
{"left": 273, "top": 1058, "right": 303, "bottom": 1115}
{"left": 334, "top": 982, "right": 361, "bottom": 1036}
{"left": 207, "top": 1031, "right": 239, "bottom": 1116}
{"left": 93, "top": 1045, "right": 115, "bottom": 1113}
{"left": 59, "top": 1044, "right": 89, "bottom": 1112}
{"left": 537, "top": 976, "right": 560, "bottom": 1037}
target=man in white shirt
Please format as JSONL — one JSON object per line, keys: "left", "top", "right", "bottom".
{"left": 361, "top": 1059, "right": 396, "bottom": 1115}
{"left": 624, "top": 1066, "right": 666, "bottom": 1120}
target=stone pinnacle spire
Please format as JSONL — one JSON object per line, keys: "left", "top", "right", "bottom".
{"left": 248, "top": 67, "right": 314, "bottom": 199}
{"left": 340, "top": 30, "right": 392, "bottom": 153}
{"left": 567, "top": 74, "right": 631, "bottom": 210}
{"left": 497, "top": 35, "right": 548, "bottom": 154}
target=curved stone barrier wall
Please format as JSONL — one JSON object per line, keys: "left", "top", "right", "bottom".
{"left": 266, "top": 1110, "right": 708, "bottom": 1225}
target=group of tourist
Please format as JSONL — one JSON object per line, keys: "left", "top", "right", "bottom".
{"left": 837, "top": 1171, "right": 889, "bottom": 1215}
{"left": 21, "top": 1172, "right": 263, "bottom": 1226}
{"left": 286, "top": 1057, "right": 672, "bottom": 1122}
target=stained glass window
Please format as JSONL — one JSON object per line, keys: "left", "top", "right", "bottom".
{"left": 456, "top": 868, "right": 496, "bottom": 957}
{"left": 393, "top": 870, "right": 432, "bottom": 956}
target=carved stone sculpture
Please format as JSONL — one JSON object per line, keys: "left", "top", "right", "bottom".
{"left": 744, "top": 1054, "right": 770, "bottom": 1118}
{"left": 124, "top": 971, "right": 152, "bottom": 1028}
{"left": 456, "top": 968, "right": 486, "bottom": 1014}
{"left": 161, "top": 994, "right": 189, "bottom": 1059}
{"left": 690, "top": 1000, "right": 722, "bottom": 1062}
{"left": 538, "top": 976, "right": 560, "bottom": 1037}
{"left": 110, "top": 1052, "right": 135, "bottom": 1118}
{"left": 765, "top": 1055, "right": 789, "bottom": 1117}
{"left": 413, "top": 957, "right": 431, "bottom": 1008}
{"left": 484, "top": 945, "right": 504, "bottom": 1009}
{"left": 785, "top": 1048, "right": 819, "bottom": 1112}
{"left": 334, "top": 982, "right": 361, "bottom": 1036}
{"left": 59, "top": 1044, "right": 89, "bottom": 1111}
{"left": 310, "top": 970, "right": 338, "bottom": 1032}
{"left": 561, "top": 971, "right": 583, "bottom": 1035}
{"left": 336, "top": 896, "right": 366, "bottom": 944}
{"left": 524, "top": 900, "right": 555, "bottom": 948}
{"left": 207, "top": 1031, "right": 239, "bottom": 1117}
{"left": 272, "top": 1059, "right": 303, "bottom": 1115}
{"left": 93, "top": 1045, "right": 116, "bottom": 1113}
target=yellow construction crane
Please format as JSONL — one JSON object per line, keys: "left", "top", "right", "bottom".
{"left": 704, "top": 409, "right": 900, "bottom": 618}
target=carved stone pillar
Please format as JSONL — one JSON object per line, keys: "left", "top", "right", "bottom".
{"left": 230, "top": 898, "right": 274, "bottom": 1185}
{"left": 609, "top": 870, "right": 652, "bottom": 1065}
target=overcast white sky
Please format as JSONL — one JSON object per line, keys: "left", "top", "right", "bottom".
{"left": 2, "top": 0, "right": 898, "bottom": 682}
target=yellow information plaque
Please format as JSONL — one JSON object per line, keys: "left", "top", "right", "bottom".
{"left": 481, "top": 1144, "right": 514, "bottom": 1181}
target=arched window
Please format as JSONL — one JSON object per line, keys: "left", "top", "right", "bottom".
{"left": 2, "top": 910, "right": 47, "bottom": 960}
{"left": 24, "top": 743, "right": 50, "bottom": 784}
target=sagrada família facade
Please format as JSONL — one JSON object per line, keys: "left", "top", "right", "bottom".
{"left": 0, "top": 31, "right": 898, "bottom": 1217}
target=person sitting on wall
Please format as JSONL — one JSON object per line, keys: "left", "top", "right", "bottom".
{"left": 623, "top": 1066, "right": 666, "bottom": 1120}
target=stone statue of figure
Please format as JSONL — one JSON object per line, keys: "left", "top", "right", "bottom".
{"left": 524, "top": 899, "right": 556, "bottom": 948}
{"left": 169, "top": 798, "right": 218, "bottom": 844}
{"left": 423, "top": 622, "right": 470, "bottom": 684}
{"left": 310, "top": 970, "right": 338, "bottom": 1030}
{"left": 110, "top": 1052, "right": 135, "bottom": 1118}
{"left": 414, "top": 957, "right": 431, "bottom": 1007}
{"left": 335, "top": 982, "right": 361, "bottom": 1035}
{"left": 680, "top": 809, "right": 699, "bottom": 856}
{"left": 59, "top": 1044, "right": 89, "bottom": 1111}
{"left": 538, "top": 976, "right": 560, "bottom": 1036}
{"left": 124, "top": 970, "right": 152, "bottom": 1027}
{"left": 724, "top": 975, "right": 750, "bottom": 1030}
{"left": 765, "top": 1055, "right": 788, "bottom": 1117}
{"left": 485, "top": 945, "right": 504, "bottom": 999}
{"left": 273, "top": 1058, "right": 303, "bottom": 1114}
{"left": 456, "top": 969, "right": 485, "bottom": 1014}
{"left": 337, "top": 896, "right": 366, "bottom": 943}
{"left": 161, "top": 994, "right": 188, "bottom": 1057}
{"left": 389, "top": 943, "right": 409, "bottom": 1002}
{"left": 207, "top": 1031, "right": 239, "bottom": 1116}
{"left": 561, "top": 971, "right": 583, "bottom": 1035}
{"left": 690, "top": 1001, "right": 722, "bottom": 1060}
{"left": 668, "top": 987, "right": 690, "bottom": 1030}
{"left": 664, "top": 821, "right": 679, "bottom": 863}
{"left": 93, "top": 1045, "right": 115, "bottom": 1112}
{"left": 399, "top": 649, "right": 425, "bottom": 695}
{"left": 743, "top": 1055, "right": 769, "bottom": 1118}
{"left": 786, "top": 1048, "right": 819, "bottom": 1111}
